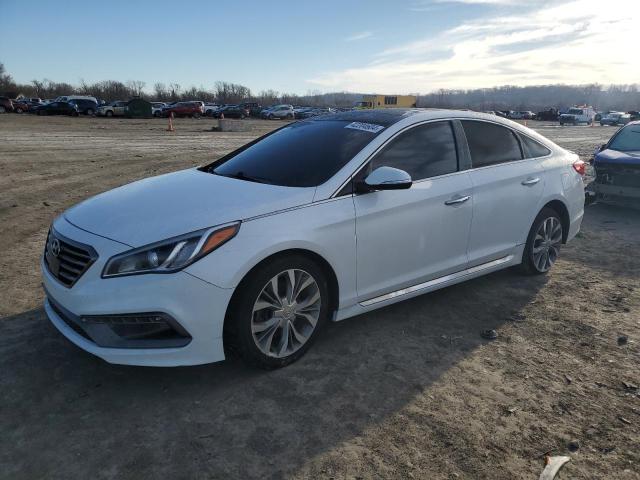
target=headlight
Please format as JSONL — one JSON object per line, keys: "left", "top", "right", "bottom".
{"left": 102, "top": 222, "right": 240, "bottom": 278}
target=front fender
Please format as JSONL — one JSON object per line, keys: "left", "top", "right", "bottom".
{"left": 184, "top": 197, "right": 358, "bottom": 309}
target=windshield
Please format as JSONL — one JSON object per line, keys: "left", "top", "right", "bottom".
{"left": 608, "top": 125, "right": 640, "bottom": 152}
{"left": 567, "top": 108, "right": 583, "bottom": 115}
{"left": 208, "top": 120, "right": 384, "bottom": 187}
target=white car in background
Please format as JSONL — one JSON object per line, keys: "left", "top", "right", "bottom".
{"left": 55, "top": 95, "right": 99, "bottom": 104}
{"left": 151, "top": 102, "right": 166, "bottom": 117}
{"left": 42, "top": 109, "right": 584, "bottom": 368}
{"left": 559, "top": 107, "right": 596, "bottom": 125}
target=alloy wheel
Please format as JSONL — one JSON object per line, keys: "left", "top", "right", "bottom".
{"left": 532, "top": 216, "right": 562, "bottom": 272}
{"left": 251, "top": 269, "right": 321, "bottom": 358}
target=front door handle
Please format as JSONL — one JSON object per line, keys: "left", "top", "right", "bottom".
{"left": 444, "top": 195, "right": 471, "bottom": 206}
{"left": 521, "top": 177, "right": 540, "bottom": 186}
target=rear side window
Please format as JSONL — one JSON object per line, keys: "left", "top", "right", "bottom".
{"left": 520, "top": 135, "right": 551, "bottom": 158}
{"left": 461, "top": 120, "right": 523, "bottom": 167}
{"left": 371, "top": 121, "right": 458, "bottom": 180}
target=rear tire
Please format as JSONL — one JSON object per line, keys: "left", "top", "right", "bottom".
{"left": 86, "top": 108, "right": 94, "bottom": 116}
{"left": 520, "top": 207, "right": 563, "bottom": 275}
{"left": 224, "top": 255, "right": 330, "bottom": 369}
{"left": 106, "top": 110, "right": 113, "bottom": 117}
{"left": 0, "top": 106, "right": 6, "bottom": 113}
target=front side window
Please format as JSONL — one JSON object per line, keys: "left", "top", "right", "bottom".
{"left": 461, "top": 120, "right": 522, "bottom": 168}
{"left": 370, "top": 121, "right": 458, "bottom": 180}
{"left": 209, "top": 120, "right": 384, "bottom": 187}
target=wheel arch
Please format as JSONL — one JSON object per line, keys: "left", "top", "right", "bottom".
{"left": 540, "top": 199, "right": 570, "bottom": 243}
{"left": 223, "top": 248, "right": 340, "bottom": 330}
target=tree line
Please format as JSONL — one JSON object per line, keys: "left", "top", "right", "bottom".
{"left": 1, "top": 62, "right": 638, "bottom": 111}
{"left": 418, "top": 84, "right": 640, "bottom": 113}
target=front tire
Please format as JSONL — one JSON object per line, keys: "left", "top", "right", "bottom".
{"left": 520, "top": 207, "right": 563, "bottom": 275}
{"left": 86, "top": 108, "right": 94, "bottom": 116}
{"left": 105, "top": 110, "right": 113, "bottom": 117}
{"left": 225, "top": 255, "right": 330, "bottom": 369}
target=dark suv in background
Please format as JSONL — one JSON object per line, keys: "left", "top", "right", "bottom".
{"left": 34, "top": 101, "right": 79, "bottom": 116}
{"left": 68, "top": 99, "right": 98, "bottom": 115}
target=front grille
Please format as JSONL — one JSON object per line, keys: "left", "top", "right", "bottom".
{"left": 44, "top": 229, "right": 97, "bottom": 287}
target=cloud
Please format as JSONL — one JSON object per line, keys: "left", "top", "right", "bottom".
{"left": 310, "top": 0, "right": 640, "bottom": 93}
{"left": 345, "top": 31, "right": 373, "bottom": 42}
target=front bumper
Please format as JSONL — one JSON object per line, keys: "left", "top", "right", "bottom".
{"left": 42, "top": 217, "right": 233, "bottom": 366}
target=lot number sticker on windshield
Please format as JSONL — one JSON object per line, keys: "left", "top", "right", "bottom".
{"left": 344, "top": 122, "right": 385, "bottom": 133}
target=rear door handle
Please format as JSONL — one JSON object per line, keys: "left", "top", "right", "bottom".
{"left": 521, "top": 177, "right": 540, "bottom": 186}
{"left": 444, "top": 195, "right": 471, "bottom": 206}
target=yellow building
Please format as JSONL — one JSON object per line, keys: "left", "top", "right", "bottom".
{"left": 355, "top": 94, "right": 417, "bottom": 109}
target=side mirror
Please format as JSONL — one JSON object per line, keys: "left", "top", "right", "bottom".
{"left": 599, "top": 144, "right": 607, "bottom": 152}
{"left": 358, "top": 166, "right": 412, "bottom": 192}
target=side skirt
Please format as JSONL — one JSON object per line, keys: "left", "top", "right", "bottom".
{"left": 334, "top": 252, "right": 520, "bottom": 322}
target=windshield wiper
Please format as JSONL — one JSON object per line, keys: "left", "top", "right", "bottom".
{"left": 214, "top": 170, "right": 273, "bottom": 185}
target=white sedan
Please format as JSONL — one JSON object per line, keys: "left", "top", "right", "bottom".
{"left": 42, "top": 109, "right": 585, "bottom": 368}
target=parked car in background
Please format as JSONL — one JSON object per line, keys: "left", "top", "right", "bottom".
{"left": 536, "top": 108, "right": 559, "bottom": 121}
{"left": 41, "top": 109, "right": 584, "bottom": 368}
{"left": 151, "top": 102, "right": 166, "bottom": 117}
{"left": 213, "top": 105, "right": 246, "bottom": 119}
{"left": 261, "top": 104, "right": 294, "bottom": 119}
{"left": 34, "top": 101, "right": 79, "bottom": 116}
{"left": 600, "top": 112, "right": 631, "bottom": 126}
{"left": 508, "top": 111, "right": 536, "bottom": 120}
{"left": 55, "top": 95, "right": 99, "bottom": 104}
{"left": 162, "top": 101, "right": 204, "bottom": 118}
{"left": 297, "top": 107, "right": 335, "bottom": 119}
{"left": 559, "top": 106, "right": 596, "bottom": 125}
{"left": 13, "top": 99, "right": 40, "bottom": 113}
{"left": 204, "top": 103, "right": 221, "bottom": 116}
{"left": 69, "top": 98, "right": 98, "bottom": 115}
{"left": 593, "top": 121, "right": 640, "bottom": 207}
{"left": 0, "top": 96, "right": 15, "bottom": 113}
{"left": 239, "top": 102, "right": 262, "bottom": 117}
{"left": 97, "top": 100, "right": 128, "bottom": 117}
{"left": 627, "top": 111, "right": 640, "bottom": 121}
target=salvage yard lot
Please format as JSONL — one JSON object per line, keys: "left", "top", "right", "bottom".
{"left": 0, "top": 115, "right": 638, "bottom": 479}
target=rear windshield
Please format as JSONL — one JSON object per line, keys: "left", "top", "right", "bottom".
{"left": 207, "top": 120, "right": 383, "bottom": 187}
{"left": 608, "top": 125, "right": 640, "bottom": 152}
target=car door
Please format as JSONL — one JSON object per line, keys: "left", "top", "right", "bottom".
{"left": 114, "top": 102, "right": 126, "bottom": 116}
{"left": 461, "top": 120, "right": 545, "bottom": 267}
{"left": 50, "top": 102, "right": 62, "bottom": 114}
{"left": 353, "top": 120, "right": 474, "bottom": 302}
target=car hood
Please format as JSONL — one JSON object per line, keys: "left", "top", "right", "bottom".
{"left": 64, "top": 168, "right": 315, "bottom": 247}
{"left": 595, "top": 149, "right": 640, "bottom": 165}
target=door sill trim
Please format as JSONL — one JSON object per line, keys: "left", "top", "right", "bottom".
{"left": 359, "top": 255, "right": 514, "bottom": 307}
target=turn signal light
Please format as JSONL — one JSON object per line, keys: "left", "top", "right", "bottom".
{"left": 572, "top": 160, "right": 586, "bottom": 176}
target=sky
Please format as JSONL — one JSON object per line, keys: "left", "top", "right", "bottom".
{"left": 1, "top": 0, "right": 639, "bottom": 95}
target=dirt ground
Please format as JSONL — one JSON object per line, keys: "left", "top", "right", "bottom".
{"left": 0, "top": 115, "right": 638, "bottom": 480}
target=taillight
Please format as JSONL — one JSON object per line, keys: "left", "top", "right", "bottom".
{"left": 572, "top": 160, "right": 586, "bottom": 176}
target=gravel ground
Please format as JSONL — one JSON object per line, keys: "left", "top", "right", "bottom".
{"left": 0, "top": 115, "right": 638, "bottom": 480}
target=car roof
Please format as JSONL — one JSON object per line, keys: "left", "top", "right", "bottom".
{"left": 313, "top": 108, "right": 422, "bottom": 126}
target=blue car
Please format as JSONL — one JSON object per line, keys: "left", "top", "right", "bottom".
{"left": 593, "top": 121, "right": 640, "bottom": 206}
